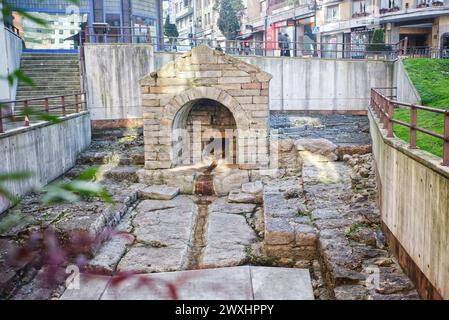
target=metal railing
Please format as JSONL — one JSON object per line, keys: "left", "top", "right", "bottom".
{"left": 78, "top": 26, "right": 405, "bottom": 60}
{"left": 370, "top": 87, "right": 449, "bottom": 166}
{"left": 0, "top": 92, "right": 87, "bottom": 134}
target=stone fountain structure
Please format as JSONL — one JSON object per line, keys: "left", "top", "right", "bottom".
{"left": 138, "top": 45, "right": 273, "bottom": 195}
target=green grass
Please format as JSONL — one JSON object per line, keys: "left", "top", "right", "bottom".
{"left": 393, "top": 59, "right": 449, "bottom": 158}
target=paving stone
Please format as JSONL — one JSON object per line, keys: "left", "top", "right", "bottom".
{"left": 88, "top": 235, "right": 134, "bottom": 274}
{"left": 228, "top": 189, "right": 258, "bottom": 204}
{"left": 139, "top": 185, "right": 180, "bottom": 200}
{"left": 209, "top": 197, "right": 256, "bottom": 215}
{"left": 60, "top": 274, "right": 111, "bottom": 300}
{"left": 200, "top": 212, "right": 257, "bottom": 269}
{"left": 117, "top": 246, "right": 187, "bottom": 273}
{"left": 241, "top": 181, "right": 263, "bottom": 194}
{"left": 251, "top": 267, "right": 314, "bottom": 300}
{"left": 334, "top": 285, "right": 368, "bottom": 300}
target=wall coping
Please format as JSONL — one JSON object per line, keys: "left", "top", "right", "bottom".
{"left": 0, "top": 111, "right": 90, "bottom": 140}
{"left": 368, "top": 106, "right": 449, "bottom": 179}
{"left": 153, "top": 51, "right": 396, "bottom": 64}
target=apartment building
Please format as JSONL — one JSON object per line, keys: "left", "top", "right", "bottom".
{"left": 5, "top": 0, "right": 162, "bottom": 49}
{"left": 317, "top": 0, "right": 449, "bottom": 56}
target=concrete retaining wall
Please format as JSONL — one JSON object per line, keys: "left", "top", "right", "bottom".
{"left": 84, "top": 44, "right": 154, "bottom": 121}
{"left": 369, "top": 107, "right": 449, "bottom": 299}
{"left": 0, "top": 112, "right": 91, "bottom": 213}
{"left": 394, "top": 59, "right": 421, "bottom": 105}
{"left": 84, "top": 46, "right": 395, "bottom": 122}
{"left": 154, "top": 52, "right": 395, "bottom": 112}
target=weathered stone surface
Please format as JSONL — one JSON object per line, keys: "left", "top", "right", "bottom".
{"left": 139, "top": 185, "right": 180, "bottom": 200}
{"left": 295, "top": 138, "right": 338, "bottom": 161}
{"left": 200, "top": 212, "right": 257, "bottom": 269}
{"left": 132, "top": 198, "right": 196, "bottom": 248}
{"left": 264, "top": 217, "right": 295, "bottom": 245}
{"left": 375, "top": 267, "right": 415, "bottom": 294}
{"left": 209, "top": 197, "right": 256, "bottom": 214}
{"left": 241, "top": 181, "right": 263, "bottom": 194}
{"left": 213, "top": 169, "right": 249, "bottom": 196}
{"left": 334, "top": 285, "right": 368, "bottom": 300}
{"left": 117, "top": 246, "right": 186, "bottom": 273}
{"left": 88, "top": 235, "right": 134, "bottom": 274}
{"left": 228, "top": 189, "right": 258, "bottom": 204}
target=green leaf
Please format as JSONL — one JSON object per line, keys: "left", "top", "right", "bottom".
{"left": 77, "top": 166, "right": 100, "bottom": 181}
{"left": 41, "top": 185, "right": 80, "bottom": 204}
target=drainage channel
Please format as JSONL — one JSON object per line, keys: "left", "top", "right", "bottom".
{"left": 184, "top": 162, "right": 216, "bottom": 270}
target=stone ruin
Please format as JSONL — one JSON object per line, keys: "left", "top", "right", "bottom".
{"left": 138, "top": 45, "right": 274, "bottom": 195}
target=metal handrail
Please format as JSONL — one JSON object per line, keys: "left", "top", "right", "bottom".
{"left": 0, "top": 92, "right": 87, "bottom": 134}
{"left": 370, "top": 87, "right": 449, "bottom": 166}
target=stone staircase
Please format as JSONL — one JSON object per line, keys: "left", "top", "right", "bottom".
{"left": 14, "top": 52, "right": 81, "bottom": 116}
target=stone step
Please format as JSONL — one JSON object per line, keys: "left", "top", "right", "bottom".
{"left": 21, "top": 54, "right": 79, "bottom": 61}
{"left": 17, "top": 85, "right": 81, "bottom": 91}
{"left": 21, "top": 60, "right": 79, "bottom": 65}
{"left": 101, "top": 166, "right": 142, "bottom": 183}
{"left": 60, "top": 266, "right": 314, "bottom": 300}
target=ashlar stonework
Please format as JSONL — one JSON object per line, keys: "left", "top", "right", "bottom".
{"left": 140, "top": 45, "right": 272, "bottom": 171}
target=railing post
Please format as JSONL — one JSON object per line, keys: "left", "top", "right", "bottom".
{"left": 0, "top": 105, "right": 4, "bottom": 133}
{"left": 84, "top": 93, "right": 87, "bottom": 111}
{"left": 24, "top": 100, "right": 30, "bottom": 127}
{"left": 410, "top": 105, "right": 417, "bottom": 149}
{"left": 443, "top": 111, "right": 449, "bottom": 166}
{"left": 44, "top": 97, "right": 49, "bottom": 113}
{"left": 387, "top": 100, "right": 394, "bottom": 138}
{"left": 61, "top": 96, "right": 66, "bottom": 117}
{"left": 383, "top": 98, "right": 388, "bottom": 129}
{"left": 75, "top": 94, "right": 79, "bottom": 113}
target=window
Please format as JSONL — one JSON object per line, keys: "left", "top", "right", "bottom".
{"left": 326, "top": 5, "right": 339, "bottom": 21}
{"left": 59, "top": 29, "right": 64, "bottom": 35}
{"left": 353, "top": 0, "right": 369, "bottom": 16}
{"left": 59, "top": 38, "right": 64, "bottom": 44}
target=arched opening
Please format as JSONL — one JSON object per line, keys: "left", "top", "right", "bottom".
{"left": 172, "top": 99, "right": 237, "bottom": 167}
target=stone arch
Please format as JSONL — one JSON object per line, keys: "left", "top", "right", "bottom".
{"left": 164, "top": 87, "right": 249, "bottom": 167}
{"left": 163, "top": 87, "right": 251, "bottom": 132}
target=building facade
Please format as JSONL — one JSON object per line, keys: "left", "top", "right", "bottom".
{"left": 317, "top": 0, "right": 449, "bottom": 57}
{"left": 5, "top": 0, "right": 162, "bottom": 50}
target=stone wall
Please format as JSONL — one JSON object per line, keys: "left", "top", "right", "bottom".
{"left": 369, "top": 106, "right": 449, "bottom": 299}
{"left": 140, "top": 45, "right": 271, "bottom": 170}
{"left": 0, "top": 112, "right": 91, "bottom": 213}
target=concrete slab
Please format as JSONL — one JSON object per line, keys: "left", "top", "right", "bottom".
{"left": 60, "top": 274, "right": 111, "bottom": 300}
{"left": 59, "top": 266, "right": 314, "bottom": 300}
{"left": 101, "top": 266, "right": 253, "bottom": 300}
{"left": 250, "top": 267, "right": 314, "bottom": 300}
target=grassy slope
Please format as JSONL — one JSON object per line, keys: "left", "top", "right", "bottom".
{"left": 394, "top": 59, "right": 449, "bottom": 158}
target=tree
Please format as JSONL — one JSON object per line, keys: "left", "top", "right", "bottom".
{"left": 366, "top": 29, "right": 392, "bottom": 52}
{"left": 216, "top": 0, "right": 243, "bottom": 40}
{"left": 164, "top": 14, "right": 178, "bottom": 50}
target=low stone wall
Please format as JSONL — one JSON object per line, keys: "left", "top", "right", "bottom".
{"left": 394, "top": 59, "right": 421, "bottom": 105}
{"left": 369, "top": 106, "right": 448, "bottom": 299}
{"left": 0, "top": 112, "right": 91, "bottom": 213}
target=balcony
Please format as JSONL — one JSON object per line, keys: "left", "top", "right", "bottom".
{"left": 352, "top": 11, "right": 370, "bottom": 18}
{"left": 379, "top": 6, "right": 401, "bottom": 14}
